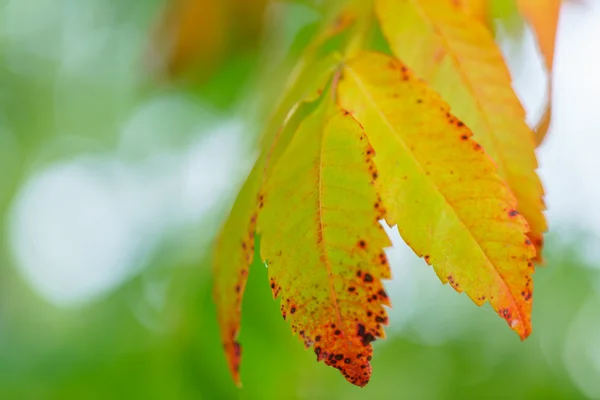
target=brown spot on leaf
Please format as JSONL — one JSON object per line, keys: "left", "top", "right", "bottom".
{"left": 357, "top": 324, "right": 365, "bottom": 337}
{"left": 362, "top": 333, "right": 375, "bottom": 346}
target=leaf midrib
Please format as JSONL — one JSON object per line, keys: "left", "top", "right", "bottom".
{"left": 316, "top": 116, "right": 348, "bottom": 341}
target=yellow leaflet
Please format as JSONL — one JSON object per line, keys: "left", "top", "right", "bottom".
{"left": 338, "top": 51, "right": 535, "bottom": 338}
{"left": 376, "top": 0, "right": 547, "bottom": 260}
{"left": 516, "top": 0, "right": 562, "bottom": 146}
{"left": 258, "top": 103, "right": 392, "bottom": 387}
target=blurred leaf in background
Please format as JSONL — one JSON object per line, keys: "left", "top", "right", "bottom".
{"left": 146, "top": 0, "right": 268, "bottom": 83}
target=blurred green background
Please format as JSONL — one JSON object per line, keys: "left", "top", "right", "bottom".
{"left": 1, "top": 0, "right": 600, "bottom": 398}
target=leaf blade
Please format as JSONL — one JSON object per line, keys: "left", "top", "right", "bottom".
{"left": 338, "top": 51, "right": 535, "bottom": 338}
{"left": 258, "top": 106, "right": 392, "bottom": 387}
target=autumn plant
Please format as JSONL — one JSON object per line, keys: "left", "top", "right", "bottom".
{"left": 206, "top": 0, "right": 559, "bottom": 388}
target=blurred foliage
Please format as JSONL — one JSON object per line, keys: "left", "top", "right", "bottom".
{"left": 0, "top": 237, "right": 595, "bottom": 399}
{"left": 0, "top": 0, "right": 597, "bottom": 399}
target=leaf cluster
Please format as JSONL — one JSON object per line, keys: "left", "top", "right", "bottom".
{"left": 210, "top": 0, "right": 559, "bottom": 387}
